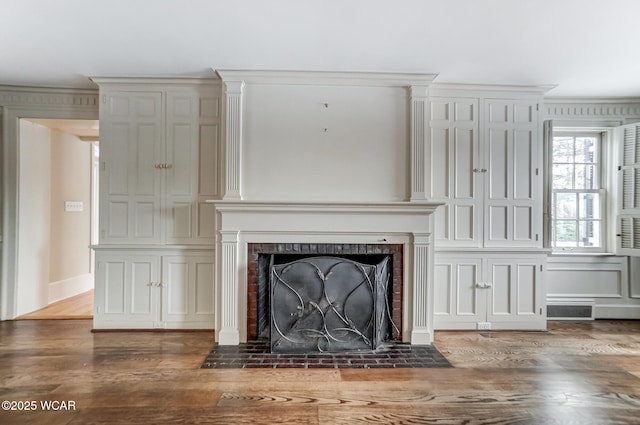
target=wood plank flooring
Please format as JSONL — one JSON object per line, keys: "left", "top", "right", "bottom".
{"left": 15, "top": 290, "right": 93, "bottom": 320}
{"left": 0, "top": 319, "right": 639, "bottom": 424}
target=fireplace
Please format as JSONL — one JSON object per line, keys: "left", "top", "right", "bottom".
{"left": 210, "top": 200, "right": 441, "bottom": 346}
{"left": 247, "top": 243, "right": 403, "bottom": 352}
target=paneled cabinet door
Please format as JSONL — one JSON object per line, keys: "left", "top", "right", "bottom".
{"left": 485, "top": 258, "right": 543, "bottom": 325}
{"left": 161, "top": 255, "right": 215, "bottom": 327}
{"left": 164, "top": 91, "right": 219, "bottom": 244}
{"left": 100, "top": 91, "right": 163, "bottom": 244}
{"left": 483, "top": 99, "right": 541, "bottom": 248}
{"left": 434, "top": 255, "right": 545, "bottom": 330}
{"left": 427, "top": 97, "right": 482, "bottom": 247}
{"left": 95, "top": 255, "right": 161, "bottom": 327}
{"left": 433, "top": 257, "right": 484, "bottom": 326}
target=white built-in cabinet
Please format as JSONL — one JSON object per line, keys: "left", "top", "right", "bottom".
{"left": 427, "top": 97, "right": 542, "bottom": 248}
{"left": 433, "top": 252, "right": 546, "bottom": 330}
{"left": 427, "top": 89, "right": 547, "bottom": 330}
{"left": 92, "top": 78, "right": 220, "bottom": 329}
{"left": 94, "top": 251, "right": 215, "bottom": 329}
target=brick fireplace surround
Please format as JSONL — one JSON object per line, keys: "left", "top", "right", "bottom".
{"left": 246, "top": 243, "right": 404, "bottom": 341}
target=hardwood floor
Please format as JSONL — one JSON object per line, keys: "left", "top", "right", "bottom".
{"left": 15, "top": 290, "right": 93, "bottom": 320}
{"left": 0, "top": 320, "right": 639, "bottom": 424}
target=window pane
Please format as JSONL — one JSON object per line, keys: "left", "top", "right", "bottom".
{"left": 575, "top": 164, "right": 598, "bottom": 189}
{"left": 555, "top": 221, "right": 577, "bottom": 246}
{"left": 578, "top": 220, "right": 601, "bottom": 248}
{"left": 553, "top": 164, "right": 574, "bottom": 189}
{"left": 553, "top": 137, "right": 574, "bottom": 163}
{"left": 555, "top": 192, "right": 577, "bottom": 218}
{"left": 579, "top": 193, "right": 600, "bottom": 220}
{"left": 574, "top": 137, "right": 597, "bottom": 163}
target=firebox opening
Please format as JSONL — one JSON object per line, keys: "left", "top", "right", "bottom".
{"left": 256, "top": 253, "right": 397, "bottom": 353}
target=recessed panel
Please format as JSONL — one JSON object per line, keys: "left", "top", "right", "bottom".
{"left": 135, "top": 124, "right": 158, "bottom": 195}
{"left": 434, "top": 264, "right": 452, "bottom": 315}
{"left": 199, "top": 124, "right": 218, "bottom": 196}
{"left": 195, "top": 262, "right": 215, "bottom": 314}
{"left": 109, "top": 95, "right": 130, "bottom": 116}
{"left": 107, "top": 124, "right": 130, "bottom": 195}
{"left": 430, "top": 127, "right": 450, "bottom": 197}
{"left": 107, "top": 202, "right": 128, "bottom": 237}
{"left": 456, "top": 264, "right": 477, "bottom": 315}
{"left": 454, "top": 101, "right": 475, "bottom": 122}
{"left": 104, "top": 262, "right": 125, "bottom": 314}
{"left": 514, "top": 130, "right": 533, "bottom": 199}
{"left": 134, "top": 202, "right": 156, "bottom": 238}
{"left": 136, "top": 96, "right": 159, "bottom": 117}
{"left": 489, "top": 206, "right": 508, "bottom": 241}
{"left": 517, "top": 265, "right": 536, "bottom": 314}
{"left": 170, "top": 202, "right": 192, "bottom": 239}
{"left": 514, "top": 104, "right": 534, "bottom": 124}
{"left": 430, "top": 100, "right": 450, "bottom": 122}
{"left": 169, "top": 124, "right": 194, "bottom": 195}
{"left": 200, "top": 98, "right": 219, "bottom": 118}
{"left": 168, "top": 262, "right": 189, "bottom": 315}
{"left": 488, "top": 102, "right": 509, "bottom": 123}
{"left": 171, "top": 96, "right": 193, "bottom": 117}
{"left": 514, "top": 206, "right": 533, "bottom": 241}
{"left": 488, "top": 129, "right": 508, "bottom": 199}
{"left": 491, "top": 264, "right": 511, "bottom": 315}
{"left": 454, "top": 205, "right": 475, "bottom": 241}
{"left": 454, "top": 128, "right": 474, "bottom": 198}
{"left": 197, "top": 202, "right": 216, "bottom": 239}
{"left": 131, "top": 261, "right": 153, "bottom": 315}
{"left": 434, "top": 205, "right": 450, "bottom": 241}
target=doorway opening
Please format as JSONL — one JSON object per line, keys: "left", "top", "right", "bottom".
{"left": 14, "top": 119, "right": 98, "bottom": 319}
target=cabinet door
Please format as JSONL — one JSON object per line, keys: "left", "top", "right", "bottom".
{"left": 483, "top": 100, "right": 541, "bottom": 248}
{"left": 433, "top": 256, "right": 484, "bottom": 328}
{"left": 161, "top": 255, "right": 215, "bottom": 328}
{"left": 94, "top": 254, "right": 160, "bottom": 328}
{"left": 164, "top": 89, "right": 219, "bottom": 244}
{"left": 100, "top": 91, "right": 163, "bottom": 243}
{"left": 485, "top": 258, "right": 544, "bottom": 327}
{"left": 428, "top": 98, "right": 482, "bottom": 247}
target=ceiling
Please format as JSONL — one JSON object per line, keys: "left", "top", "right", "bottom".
{"left": 2, "top": 0, "right": 640, "bottom": 98}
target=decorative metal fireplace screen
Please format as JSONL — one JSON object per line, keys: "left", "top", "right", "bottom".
{"left": 270, "top": 255, "right": 392, "bottom": 353}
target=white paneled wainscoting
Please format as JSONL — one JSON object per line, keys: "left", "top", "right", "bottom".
{"left": 547, "top": 255, "right": 640, "bottom": 320}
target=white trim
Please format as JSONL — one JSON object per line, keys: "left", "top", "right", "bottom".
{"left": 214, "top": 69, "right": 438, "bottom": 87}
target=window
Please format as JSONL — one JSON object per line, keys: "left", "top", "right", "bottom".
{"left": 550, "top": 132, "right": 605, "bottom": 252}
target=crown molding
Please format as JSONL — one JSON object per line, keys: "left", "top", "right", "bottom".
{"left": 429, "top": 82, "right": 556, "bottom": 97}
{"left": 214, "top": 69, "right": 438, "bottom": 87}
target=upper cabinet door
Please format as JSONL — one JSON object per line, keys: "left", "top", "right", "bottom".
{"left": 427, "top": 97, "right": 482, "bottom": 248}
{"left": 483, "top": 99, "right": 541, "bottom": 248}
{"left": 100, "top": 91, "right": 163, "bottom": 244}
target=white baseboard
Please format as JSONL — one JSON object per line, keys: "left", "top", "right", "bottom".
{"left": 48, "top": 273, "right": 94, "bottom": 304}
{"left": 594, "top": 304, "right": 640, "bottom": 319}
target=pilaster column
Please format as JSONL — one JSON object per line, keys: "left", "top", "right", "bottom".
{"left": 217, "top": 231, "right": 240, "bottom": 344}
{"left": 410, "top": 231, "right": 434, "bottom": 344}
{"left": 410, "top": 85, "right": 428, "bottom": 200}
{"left": 222, "top": 80, "right": 245, "bottom": 200}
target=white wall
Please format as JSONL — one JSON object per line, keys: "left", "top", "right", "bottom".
{"left": 17, "top": 120, "right": 52, "bottom": 315}
{"left": 48, "top": 129, "right": 93, "bottom": 303}
{"left": 242, "top": 84, "right": 409, "bottom": 201}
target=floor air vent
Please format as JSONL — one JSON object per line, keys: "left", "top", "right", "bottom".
{"left": 547, "top": 304, "right": 594, "bottom": 320}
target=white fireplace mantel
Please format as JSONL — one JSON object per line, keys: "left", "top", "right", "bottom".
{"left": 207, "top": 200, "right": 442, "bottom": 346}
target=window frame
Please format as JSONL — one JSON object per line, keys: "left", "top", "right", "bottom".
{"left": 547, "top": 128, "right": 612, "bottom": 254}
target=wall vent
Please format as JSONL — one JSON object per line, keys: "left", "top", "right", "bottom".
{"left": 547, "top": 304, "right": 594, "bottom": 320}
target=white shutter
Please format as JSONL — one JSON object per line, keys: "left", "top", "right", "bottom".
{"left": 617, "top": 123, "right": 640, "bottom": 255}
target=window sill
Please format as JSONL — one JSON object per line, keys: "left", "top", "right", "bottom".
{"left": 548, "top": 252, "right": 618, "bottom": 257}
